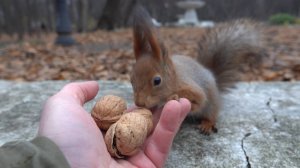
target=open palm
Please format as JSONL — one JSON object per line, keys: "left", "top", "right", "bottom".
{"left": 38, "top": 81, "right": 190, "bottom": 168}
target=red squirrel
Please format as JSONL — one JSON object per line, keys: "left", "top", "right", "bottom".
{"left": 130, "top": 7, "right": 263, "bottom": 135}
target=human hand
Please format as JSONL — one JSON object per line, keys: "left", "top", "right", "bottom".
{"left": 38, "top": 81, "right": 191, "bottom": 168}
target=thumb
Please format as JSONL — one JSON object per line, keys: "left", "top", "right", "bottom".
{"left": 58, "top": 81, "right": 99, "bottom": 105}
{"left": 145, "top": 98, "right": 191, "bottom": 167}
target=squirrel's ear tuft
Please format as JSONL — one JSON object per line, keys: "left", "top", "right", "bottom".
{"left": 132, "top": 6, "right": 163, "bottom": 61}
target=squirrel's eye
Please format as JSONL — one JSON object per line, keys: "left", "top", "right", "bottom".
{"left": 153, "top": 76, "right": 161, "bottom": 86}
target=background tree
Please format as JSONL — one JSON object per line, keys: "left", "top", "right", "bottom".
{"left": 0, "top": 0, "right": 299, "bottom": 38}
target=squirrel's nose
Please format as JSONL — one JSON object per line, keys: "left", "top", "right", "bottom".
{"left": 135, "top": 99, "right": 145, "bottom": 107}
{"left": 134, "top": 92, "right": 145, "bottom": 107}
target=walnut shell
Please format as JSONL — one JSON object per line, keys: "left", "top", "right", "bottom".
{"left": 105, "top": 108, "right": 153, "bottom": 158}
{"left": 91, "top": 95, "right": 127, "bottom": 130}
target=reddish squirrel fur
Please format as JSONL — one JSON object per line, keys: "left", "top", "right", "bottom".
{"left": 130, "top": 7, "right": 263, "bottom": 134}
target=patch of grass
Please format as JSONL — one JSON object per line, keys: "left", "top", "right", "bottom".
{"left": 269, "top": 13, "right": 297, "bottom": 25}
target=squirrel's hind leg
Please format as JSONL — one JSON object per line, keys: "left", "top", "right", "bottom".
{"left": 197, "top": 96, "right": 220, "bottom": 135}
{"left": 198, "top": 118, "right": 218, "bottom": 135}
{"left": 195, "top": 85, "right": 220, "bottom": 135}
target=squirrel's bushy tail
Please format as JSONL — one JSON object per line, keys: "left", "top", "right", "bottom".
{"left": 197, "top": 20, "right": 264, "bottom": 91}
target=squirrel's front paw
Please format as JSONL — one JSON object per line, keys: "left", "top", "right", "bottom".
{"left": 167, "top": 94, "right": 179, "bottom": 101}
{"left": 197, "top": 120, "right": 218, "bottom": 135}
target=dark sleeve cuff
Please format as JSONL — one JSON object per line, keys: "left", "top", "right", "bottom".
{"left": 0, "top": 136, "right": 70, "bottom": 168}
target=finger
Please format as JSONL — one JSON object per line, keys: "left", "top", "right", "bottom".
{"left": 151, "top": 107, "right": 163, "bottom": 127}
{"left": 144, "top": 98, "right": 191, "bottom": 167}
{"left": 125, "top": 105, "right": 138, "bottom": 113}
{"left": 59, "top": 81, "right": 99, "bottom": 105}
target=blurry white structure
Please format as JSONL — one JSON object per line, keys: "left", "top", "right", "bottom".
{"left": 152, "top": 18, "right": 162, "bottom": 27}
{"left": 176, "top": 0, "right": 214, "bottom": 27}
{"left": 198, "top": 21, "right": 215, "bottom": 27}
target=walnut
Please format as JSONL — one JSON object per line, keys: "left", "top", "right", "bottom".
{"left": 104, "top": 108, "right": 153, "bottom": 158}
{"left": 91, "top": 95, "right": 153, "bottom": 158}
{"left": 91, "top": 95, "right": 127, "bottom": 130}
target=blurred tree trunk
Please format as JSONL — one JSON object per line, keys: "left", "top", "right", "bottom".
{"left": 77, "top": 0, "right": 88, "bottom": 32}
{"left": 25, "top": 0, "right": 32, "bottom": 35}
{"left": 0, "top": 0, "right": 8, "bottom": 35}
{"left": 13, "top": 0, "right": 25, "bottom": 40}
{"left": 46, "top": 0, "right": 55, "bottom": 32}
{"left": 256, "top": 0, "right": 265, "bottom": 18}
{"left": 1, "top": 0, "right": 300, "bottom": 35}
{"left": 97, "top": 0, "right": 137, "bottom": 30}
{"left": 2, "top": 0, "right": 14, "bottom": 36}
